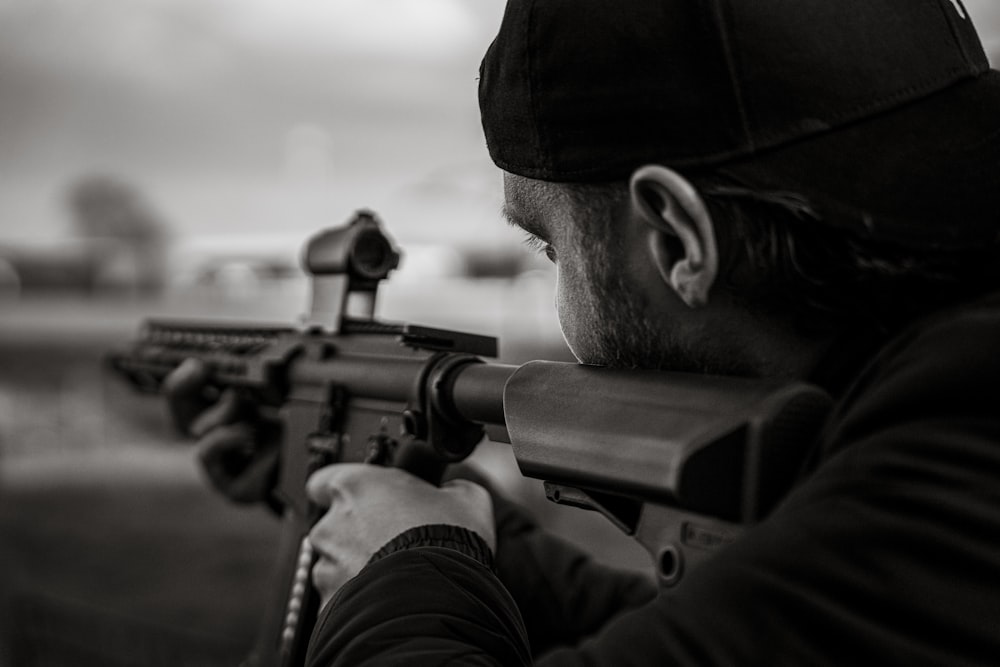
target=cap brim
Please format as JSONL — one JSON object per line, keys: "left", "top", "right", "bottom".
{"left": 719, "top": 70, "right": 1000, "bottom": 248}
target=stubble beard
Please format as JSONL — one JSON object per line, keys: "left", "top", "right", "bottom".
{"left": 577, "top": 247, "right": 746, "bottom": 376}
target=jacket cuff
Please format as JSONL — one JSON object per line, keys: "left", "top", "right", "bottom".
{"left": 367, "top": 524, "right": 495, "bottom": 570}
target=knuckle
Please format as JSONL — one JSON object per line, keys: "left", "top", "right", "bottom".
{"left": 198, "top": 423, "right": 250, "bottom": 451}
{"left": 190, "top": 393, "right": 242, "bottom": 437}
{"left": 306, "top": 466, "right": 344, "bottom": 505}
{"left": 163, "top": 358, "right": 206, "bottom": 397}
{"left": 307, "top": 521, "right": 328, "bottom": 546}
{"left": 305, "top": 472, "right": 330, "bottom": 504}
{"left": 310, "top": 557, "right": 343, "bottom": 597}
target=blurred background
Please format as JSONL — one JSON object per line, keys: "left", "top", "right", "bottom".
{"left": 1, "top": 1, "right": 998, "bottom": 664}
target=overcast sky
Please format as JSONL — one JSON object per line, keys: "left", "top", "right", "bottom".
{"left": 0, "top": 0, "right": 509, "bottom": 246}
{"left": 0, "top": 0, "right": 997, "bottom": 247}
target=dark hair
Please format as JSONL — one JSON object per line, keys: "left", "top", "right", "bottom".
{"left": 692, "top": 176, "right": 1000, "bottom": 336}
{"left": 558, "top": 177, "right": 1000, "bottom": 338}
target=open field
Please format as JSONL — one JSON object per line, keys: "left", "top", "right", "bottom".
{"left": 0, "top": 452, "right": 279, "bottom": 666}
{"left": 0, "top": 334, "right": 280, "bottom": 665}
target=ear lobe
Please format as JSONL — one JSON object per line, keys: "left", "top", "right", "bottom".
{"left": 669, "top": 256, "right": 710, "bottom": 308}
{"left": 630, "top": 165, "right": 719, "bottom": 309}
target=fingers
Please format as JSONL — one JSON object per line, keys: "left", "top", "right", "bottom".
{"left": 304, "top": 465, "right": 498, "bottom": 607}
{"left": 197, "top": 422, "right": 279, "bottom": 503}
{"left": 226, "top": 441, "right": 281, "bottom": 503}
{"left": 310, "top": 554, "right": 354, "bottom": 609}
{"left": 306, "top": 465, "right": 492, "bottom": 518}
{"left": 196, "top": 422, "right": 255, "bottom": 493}
{"left": 162, "top": 357, "right": 209, "bottom": 396}
{"left": 163, "top": 358, "right": 216, "bottom": 435}
{"left": 163, "top": 358, "right": 282, "bottom": 507}
{"left": 306, "top": 463, "right": 371, "bottom": 508}
{"left": 190, "top": 389, "right": 244, "bottom": 438}
{"left": 305, "top": 464, "right": 443, "bottom": 508}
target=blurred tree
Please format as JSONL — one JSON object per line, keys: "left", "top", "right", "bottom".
{"left": 68, "top": 175, "right": 169, "bottom": 294}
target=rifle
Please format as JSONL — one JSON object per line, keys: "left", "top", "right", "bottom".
{"left": 107, "top": 211, "right": 832, "bottom": 667}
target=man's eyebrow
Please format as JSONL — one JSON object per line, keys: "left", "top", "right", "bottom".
{"left": 502, "top": 203, "right": 548, "bottom": 240}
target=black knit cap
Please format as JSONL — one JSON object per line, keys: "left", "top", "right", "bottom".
{"left": 479, "top": 0, "right": 1000, "bottom": 248}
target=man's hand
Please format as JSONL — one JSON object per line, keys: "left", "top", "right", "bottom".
{"left": 163, "top": 358, "right": 281, "bottom": 505}
{"left": 306, "top": 464, "right": 495, "bottom": 608}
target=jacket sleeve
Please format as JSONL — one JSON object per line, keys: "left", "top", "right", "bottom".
{"left": 304, "top": 494, "right": 656, "bottom": 666}
{"left": 490, "top": 492, "right": 656, "bottom": 658}
{"left": 304, "top": 533, "right": 531, "bottom": 667}
{"left": 307, "top": 299, "right": 1000, "bottom": 666}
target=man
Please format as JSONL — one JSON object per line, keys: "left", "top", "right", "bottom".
{"left": 173, "top": 0, "right": 1000, "bottom": 664}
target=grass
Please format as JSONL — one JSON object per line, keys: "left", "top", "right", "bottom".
{"left": 0, "top": 339, "right": 280, "bottom": 665}
{"left": 0, "top": 449, "right": 281, "bottom": 666}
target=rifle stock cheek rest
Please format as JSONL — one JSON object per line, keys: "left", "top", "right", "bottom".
{"left": 501, "top": 360, "right": 832, "bottom": 523}
{"left": 499, "top": 360, "right": 831, "bottom": 587}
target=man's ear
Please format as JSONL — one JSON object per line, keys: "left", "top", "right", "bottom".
{"left": 629, "top": 165, "right": 719, "bottom": 308}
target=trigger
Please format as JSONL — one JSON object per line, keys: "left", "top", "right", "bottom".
{"left": 306, "top": 434, "right": 341, "bottom": 472}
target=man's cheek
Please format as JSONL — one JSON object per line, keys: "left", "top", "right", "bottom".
{"left": 554, "top": 267, "right": 596, "bottom": 363}
{"left": 554, "top": 268, "right": 579, "bottom": 360}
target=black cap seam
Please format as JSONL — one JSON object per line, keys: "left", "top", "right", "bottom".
{"left": 749, "top": 64, "right": 981, "bottom": 145}
{"left": 525, "top": 0, "right": 551, "bottom": 173}
{"left": 937, "top": 0, "right": 975, "bottom": 65}
{"left": 492, "top": 65, "right": 983, "bottom": 180}
{"left": 713, "top": 0, "right": 754, "bottom": 151}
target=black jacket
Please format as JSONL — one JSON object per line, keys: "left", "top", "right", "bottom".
{"left": 306, "top": 293, "right": 1000, "bottom": 665}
